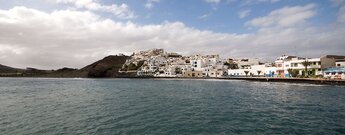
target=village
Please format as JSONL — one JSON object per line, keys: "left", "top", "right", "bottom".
{"left": 120, "top": 49, "right": 345, "bottom": 80}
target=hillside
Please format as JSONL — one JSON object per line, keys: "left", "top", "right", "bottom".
{"left": 0, "top": 64, "right": 25, "bottom": 76}
{"left": 0, "top": 64, "right": 24, "bottom": 73}
{"left": 0, "top": 55, "right": 135, "bottom": 78}
{"left": 81, "top": 55, "right": 134, "bottom": 77}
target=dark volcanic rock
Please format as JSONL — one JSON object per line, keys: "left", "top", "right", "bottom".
{"left": 0, "top": 64, "right": 24, "bottom": 73}
{"left": 0, "top": 55, "right": 134, "bottom": 78}
{"left": 82, "top": 55, "right": 131, "bottom": 78}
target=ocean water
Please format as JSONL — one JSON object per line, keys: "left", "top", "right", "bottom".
{"left": 0, "top": 78, "right": 345, "bottom": 135}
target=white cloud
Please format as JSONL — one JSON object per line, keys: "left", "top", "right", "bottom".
{"left": 328, "top": 0, "right": 345, "bottom": 23}
{"left": 205, "top": 0, "right": 221, "bottom": 5}
{"left": 145, "top": 0, "right": 160, "bottom": 9}
{"left": 329, "top": 0, "right": 345, "bottom": 6}
{"left": 55, "top": 0, "right": 135, "bottom": 19}
{"left": 339, "top": 5, "right": 345, "bottom": 22}
{"left": 239, "top": 0, "right": 280, "bottom": 6}
{"left": 246, "top": 4, "right": 316, "bottom": 28}
{"left": 238, "top": 9, "right": 251, "bottom": 19}
{"left": 198, "top": 13, "right": 211, "bottom": 19}
{"left": 259, "top": 0, "right": 280, "bottom": 3}
{"left": 0, "top": 6, "right": 344, "bottom": 69}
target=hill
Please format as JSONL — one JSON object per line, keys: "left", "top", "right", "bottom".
{"left": 0, "top": 55, "right": 135, "bottom": 78}
{"left": 81, "top": 55, "right": 134, "bottom": 77}
{"left": 0, "top": 64, "right": 24, "bottom": 73}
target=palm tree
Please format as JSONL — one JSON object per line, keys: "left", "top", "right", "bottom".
{"left": 244, "top": 71, "right": 249, "bottom": 77}
{"left": 302, "top": 59, "right": 312, "bottom": 77}
{"left": 257, "top": 70, "right": 261, "bottom": 76}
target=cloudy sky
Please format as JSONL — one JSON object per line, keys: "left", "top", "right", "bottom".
{"left": 0, "top": 0, "right": 344, "bottom": 69}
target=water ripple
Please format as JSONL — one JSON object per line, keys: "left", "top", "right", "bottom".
{"left": 1, "top": 78, "right": 345, "bottom": 134}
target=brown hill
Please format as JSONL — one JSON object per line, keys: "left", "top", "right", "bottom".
{"left": 0, "top": 55, "right": 135, "bottom": 78}
{"left": 81, "top": 55, "right": 133, "bottom": 77}
{"left": 0, "top": 64, "right": 24, "bottom": 73}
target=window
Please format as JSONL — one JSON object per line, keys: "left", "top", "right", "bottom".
{"left": 285, "top": 64, "right": 289, "bottom": 67}
{"left": 337, "top": 64, "right": 341, "bottom": 67}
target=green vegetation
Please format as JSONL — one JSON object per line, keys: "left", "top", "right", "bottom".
{"left": 175, "top": 67, "right": 182, "bottom": 74}
{"left": 287, "top": 69, "right": 299, "bottom": 77}
{"left": 302, "top": 60, "right": 312, "bottom": 77}
{"left": 224, "top": 62, "right": 238, "bottom": 69}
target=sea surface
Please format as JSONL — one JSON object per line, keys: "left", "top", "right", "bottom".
{"left": 0, "top": 78, "right": 345, "bottom": 135}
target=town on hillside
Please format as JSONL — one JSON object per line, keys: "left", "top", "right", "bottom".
{"left": 119, "top": 49, "right": 345, "bottom": 80}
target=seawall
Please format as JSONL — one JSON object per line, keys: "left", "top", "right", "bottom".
{"left": 129, "top": 76, "right": 345, "bottom": 85}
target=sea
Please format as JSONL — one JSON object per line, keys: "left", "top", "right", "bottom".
{"left": 0, "top": 78, "right": 344, "bottom": 135}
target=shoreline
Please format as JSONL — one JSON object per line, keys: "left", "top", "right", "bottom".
{"left": 133, "top": 77, "right": 345, "bottom": 85}
{"left": 1, "top": 76, "right": 345, "bottom": 85}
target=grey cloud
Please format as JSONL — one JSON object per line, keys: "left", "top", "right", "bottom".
{"left": 0, "top": 6, "right": 344, "bottom": 69}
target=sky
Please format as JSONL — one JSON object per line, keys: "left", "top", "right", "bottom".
{"left": 0, "top": 0, "right": 345, "bottom": 69}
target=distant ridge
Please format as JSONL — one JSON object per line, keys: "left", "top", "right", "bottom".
{"left": 0, "top": 64, "right": 24, "bottom": 73}
{"left": 0, "top": 55, "right": 133, "bottom": 78}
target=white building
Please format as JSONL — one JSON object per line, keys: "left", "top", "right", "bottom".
{"left": 228, "top": 65, "right": 276, "bottom": 77}
{"left": 336, "top": 61, "right": 345, "bottom": 68}
{"left": 275, "top": 55, "right": 323, "bottom": 78}
{"left": 236, "top": 58, "right": 260, "bottom": 69}
{"left": 323, "top": 68, "right": 345, "bottom": 80}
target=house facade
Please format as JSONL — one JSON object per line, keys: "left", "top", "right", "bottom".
{"left": 323, "top": 68, "right": 345, "bottom": 80}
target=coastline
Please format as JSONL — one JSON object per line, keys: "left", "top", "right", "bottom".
{"left": 2, "top": 76, "right": 345, "bottom": 86}
{"left": 134, "top": 76, "right": 345, "bottom": 85}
